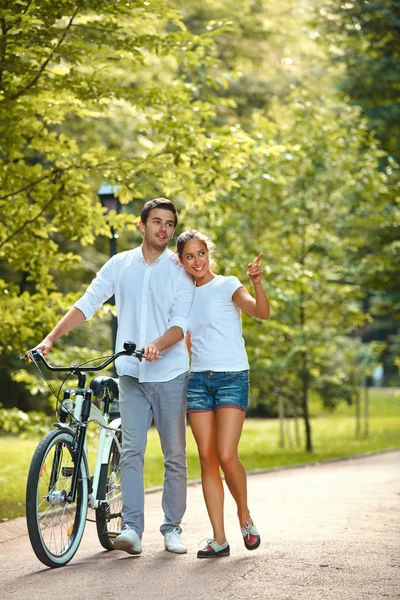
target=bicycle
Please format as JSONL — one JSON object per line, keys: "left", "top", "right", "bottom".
{"left": 24, "top": 341, "right": 144, "bottom": 568}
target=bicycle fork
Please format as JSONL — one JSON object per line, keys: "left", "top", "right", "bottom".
{"left": 67, "top": 389, "right": 92, "bottom": 503}
{"left": 49, "top": 389, "right": 92, "bottom": 505}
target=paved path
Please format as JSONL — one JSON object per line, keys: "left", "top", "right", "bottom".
{"left": 1, "top": 451, "right": 399, "bottom": 600}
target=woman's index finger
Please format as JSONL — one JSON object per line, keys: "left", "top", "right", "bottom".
{"left": 254, "top": 253, "right": 263, "bottom": 265}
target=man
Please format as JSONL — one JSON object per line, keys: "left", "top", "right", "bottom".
{"left": 35, "top": 198, "right": 194, "bottom": 555}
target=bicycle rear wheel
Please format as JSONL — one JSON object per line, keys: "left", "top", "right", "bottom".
{"left": 26, "top": 429, "right": 89, "bottom": 568}
{"left": 96, "top": 431, "right": 122, "bottom": 550}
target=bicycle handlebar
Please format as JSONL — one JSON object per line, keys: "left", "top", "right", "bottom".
{"left": 25, "top": 341, "right": 144, "bottom": 374}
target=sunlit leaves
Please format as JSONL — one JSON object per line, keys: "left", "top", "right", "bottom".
{"left": 0, "top": 0, "right": 252, "bottom": 359}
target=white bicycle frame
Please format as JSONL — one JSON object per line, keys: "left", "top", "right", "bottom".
{"left": 67, "top": 390, "right": 122, "bottom": 510}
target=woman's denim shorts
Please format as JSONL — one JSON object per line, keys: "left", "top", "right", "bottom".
{"left": 187, "top": 370, "right": 249, "bottom": 413}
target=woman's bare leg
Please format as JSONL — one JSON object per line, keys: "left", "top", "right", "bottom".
{"left": 216, "top": 408, "right": 251, "bottom": 527}
{"left": 189, "top": 411, "right": 227, "bottom": 544}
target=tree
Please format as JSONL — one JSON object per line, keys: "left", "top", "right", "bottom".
{"left": 176, "top": 0, "right": 389, "bottom": 451}
{"left": 183, "top": 87, "right": 388, "bottom": 451}
{"left": 0, "top": 0, "right": 252, "bottom": 406}
{"left": 1, "top": 0, "right": 392, "bottom": 455}
{"left": 317, "top": 0, "right": 400, "bottom": 384}
{"left": 0, "top": 0, "right": 254, "bottom": 345}
{"left": 319, "top": 0, "right": 400, "bottom": 161}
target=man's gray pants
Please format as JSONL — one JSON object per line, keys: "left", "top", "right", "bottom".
{"left": 118, "top": 372, "right": 188, "bottom": 539}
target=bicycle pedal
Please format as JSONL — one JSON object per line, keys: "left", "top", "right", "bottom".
{"left": 61, "top": 466, "right": 74, "bottom": 477}
{"left": 106, "top": 531, "right": 120, "bottom": 538}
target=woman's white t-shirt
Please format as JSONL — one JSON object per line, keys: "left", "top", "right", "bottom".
{"left": 188, "top": 275, "right": 249, "bottom": 372}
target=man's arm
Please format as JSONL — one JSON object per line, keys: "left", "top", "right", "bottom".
{"left": 143, "top": 268, "right": 194, "bottom": 362}
{"left": 185, "top": 331, "right": 192, "bottom": 355}
{"left": 142, "top": 325, "right": 184, "bottom": 362}
{"left": 35, "top": 307, "right": 86, "bottom": 355}
{"left": 35, "top": 257, "right": 115, "bottom": 354}
{"left": 153, "top": 326, "right": 184, "bottom": 351}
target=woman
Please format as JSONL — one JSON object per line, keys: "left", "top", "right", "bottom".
{"left": 176, "top": 230, "right": 270, "bottom": 558}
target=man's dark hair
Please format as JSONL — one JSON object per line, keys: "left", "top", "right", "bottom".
{"left": 140, "top": 198, "right": 178, "bottom": 227}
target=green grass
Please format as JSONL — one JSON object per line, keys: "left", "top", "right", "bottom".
{"left": 1, "top": 388, "right": 399, "bottom": 521}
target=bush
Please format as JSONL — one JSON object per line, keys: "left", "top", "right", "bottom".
{"left": 0, "top": 404, "right": 52, "bottom": 437}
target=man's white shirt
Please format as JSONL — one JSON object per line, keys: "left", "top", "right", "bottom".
{"left": 74, "top": 247, "right": 194, "bottom": 382}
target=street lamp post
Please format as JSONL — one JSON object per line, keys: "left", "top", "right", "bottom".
{"left": 98, "top": 185, "right": 120, "bottom": 419}
{"left": 98, "top": 184, "right": 120, "bottom": 354}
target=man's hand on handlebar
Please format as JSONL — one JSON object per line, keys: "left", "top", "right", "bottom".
{"left": 141, "top": 343, "right": 161, "bottom": 362}
{"left": 23, "top": 348, "right": 42, "bottom": 364}
{"left": 23, "top": 340, "right": 148, "bottom": 368}
{"left": 23, "top": 339, "right": 52, "bottom": 363}
{"left": 31, "top": 338, "right": 54, "bottom": 357}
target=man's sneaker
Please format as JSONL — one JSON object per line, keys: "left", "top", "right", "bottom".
{"left": 241, "top": 520, "right": 261, "bottom": 550}
{"left": 197, "top": 539, "right": 230, "bottom": 559}
{"left": 114, "top": 525, "right": 142, "bottom": 555}
{"left": 164, "top": 527, "right": 188, "bottom": 554}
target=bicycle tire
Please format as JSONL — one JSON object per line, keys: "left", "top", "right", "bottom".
{"left": 95, "top": 430, "right": 122, "bottom": 550}
{"left": 26, "top": 428, "right": 89, "bottom": 568}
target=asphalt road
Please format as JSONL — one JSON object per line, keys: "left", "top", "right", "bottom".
{"left": 1, "top": 451, "right": 399, "bottom": 600}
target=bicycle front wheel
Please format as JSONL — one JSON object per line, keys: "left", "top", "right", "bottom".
{"left": 96, "top": 431, "right": 122, "bottom": 550}
{"left": 26, "top": 429, "right": 89, "bottom": 568}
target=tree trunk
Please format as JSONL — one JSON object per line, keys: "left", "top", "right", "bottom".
{"left": 278, "top": 394, "right": 285, "bottom": 448}
{"left": 355, "top": 389, "right": 361, "bottom": 438}
{"left": 364, "top": 386, "right": 369, "bottom": 437}
{"left": 292, "top": 402, "right": 301, "bottom": 448}
{"left": 286, "top": 400, "right": 294, "bottom": 449}
{"left": 300, "top": 298, "right": 312, "bottom": 453}
{"left": 301, "top": 361, "right": 312, "bottom": 452}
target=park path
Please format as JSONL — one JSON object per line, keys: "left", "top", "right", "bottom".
{"left": 1, "top": 451, "right": 399, "bottom": 600}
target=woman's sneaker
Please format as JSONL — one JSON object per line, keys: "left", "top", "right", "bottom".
{"left": 197, "top": 539, "right": 230, "bottom": 559}
{"left": 241, "top": 520, "right": 261, "bottom": 550}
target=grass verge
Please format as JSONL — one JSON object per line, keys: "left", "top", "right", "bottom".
{"left": 1, "top": 388, "right": 399, "bottom": 521}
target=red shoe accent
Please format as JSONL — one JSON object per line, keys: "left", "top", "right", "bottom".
{"left": 197, "top": 539, "right": 230, "bottom": 558}
{"left": 241, "top": 521, "right": 261, "bottom": 550}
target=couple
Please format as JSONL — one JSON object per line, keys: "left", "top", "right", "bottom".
{"left": 35, "top": 198, "right": 270, "bottom": 559}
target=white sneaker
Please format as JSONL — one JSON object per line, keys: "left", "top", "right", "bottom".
{"left": 114, "top": 525, "right": 142, "bottom": 555}
{"left": 164, "top": 527, "right": 188, "bottom": 554}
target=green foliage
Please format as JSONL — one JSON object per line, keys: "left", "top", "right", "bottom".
{"left": 312, "top": 338, "right": 384, "bottom": 408}
{"left": 185, "top": 88, "right": 387, "bottom": 444}
{"left": 176, "top": 0, "right": 398, "bottom": 450}
{"left": 1, "top": 0, "right": 397, "bottom": 453}
{"left": 0, "top": 0, "right": 251, "bottom": 358}
{"left": 319, "top": 0, "right": 400, "bottom": 161}
{"left": 317, "top": 0, "right": 400, "bottom": 380}
{"left": 0, "top": 404, "right": 51, "bottom": 437}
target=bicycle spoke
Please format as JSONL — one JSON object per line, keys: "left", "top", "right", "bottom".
{"left": 26, "top": 430, "right": 88, "bottom": 567}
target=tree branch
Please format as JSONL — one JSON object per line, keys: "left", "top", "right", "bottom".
{"left": 0, "top": 195, "right": 57, "bottom": 250}
{"left": 0, "top": 161, "right": 112, "bottom": 201}
{"left": 0, "top": 10, "right": 9, "bottom": 87}
{"left": 22, "top": 0, "right": 35, "bottom": 15}
{"left": 0, "top": 157, "right": 118, "bottom": 247}
{"left": 0, "top": 3, "right": 81, "bottom": 105}
{"left": 0, "top": 172, "right": 61, "bottom": 201}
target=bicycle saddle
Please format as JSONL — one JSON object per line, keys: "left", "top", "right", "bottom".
{"left": 90, "top": 376, "right": 119, "bottom": 400}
